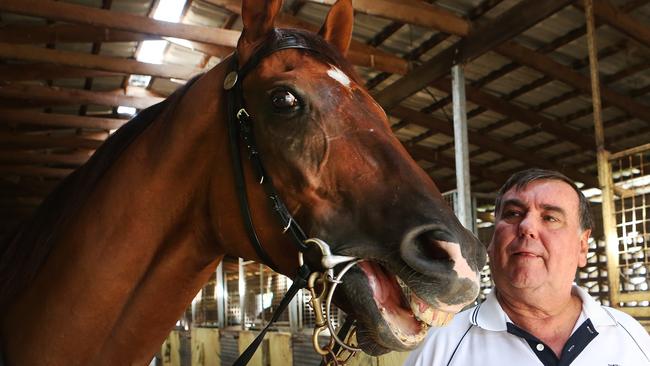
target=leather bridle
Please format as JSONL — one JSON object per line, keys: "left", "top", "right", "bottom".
{"left": 226, "top": 30, "right": 360, "bottom": 366}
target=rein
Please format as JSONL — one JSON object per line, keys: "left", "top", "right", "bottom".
{"left": 225, "top": 31, "right": 361, "bottom": 365}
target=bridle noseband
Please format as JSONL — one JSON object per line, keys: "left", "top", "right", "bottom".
{"left": 226, "top": 30, "right": 362, "bottom": 366}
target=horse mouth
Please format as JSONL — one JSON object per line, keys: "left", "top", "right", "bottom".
{"left": 348, "top": 261, "right": 455, "bottom": 353}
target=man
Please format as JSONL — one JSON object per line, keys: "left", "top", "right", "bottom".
{"left": 405, "top": 168, "right": 650, "bottom": 365}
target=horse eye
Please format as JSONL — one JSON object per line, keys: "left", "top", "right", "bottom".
{"left": 270, "top": 89, "right": 300, "bottom": 112}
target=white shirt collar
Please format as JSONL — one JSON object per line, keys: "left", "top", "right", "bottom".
{"left": 471, "top": 284, "right": 617, "bottom": 331}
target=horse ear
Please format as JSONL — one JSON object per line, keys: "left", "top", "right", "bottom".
{"left": 318, "top": 0, "right": 354, "bottom": 56}
{"left": 238, "top": 0, "right": 283, "bottom": 63}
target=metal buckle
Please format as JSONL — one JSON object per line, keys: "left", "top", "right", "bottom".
{"left": 236, "top": 108, "right": 250, "bottom": 120}
{"left": 299, "top": 239, "right": 362, "bottom": 365}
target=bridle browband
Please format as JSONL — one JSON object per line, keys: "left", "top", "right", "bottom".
{"left": 226, "top": 30, "right": 360, "bottom": 366}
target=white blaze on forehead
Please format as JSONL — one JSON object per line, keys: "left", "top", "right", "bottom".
{"left": 327, "top": 66, "right": 351, "bottom": 88}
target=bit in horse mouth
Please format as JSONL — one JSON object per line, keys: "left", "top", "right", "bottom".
{"left": 356, "top": 261, "right": 454, "bottom": 346}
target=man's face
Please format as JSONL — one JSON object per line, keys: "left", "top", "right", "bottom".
{"left": 488, "top": 179, "right": 590, "bottom": 294}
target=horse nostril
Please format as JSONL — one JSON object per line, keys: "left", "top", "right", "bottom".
{"left": 414, "top": 231, "right": 451, "bottom": 262}
{"left": 401, "top": 228, "right": 456, "bottom": 277}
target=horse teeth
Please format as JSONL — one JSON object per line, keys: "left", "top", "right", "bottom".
{"left": 409, "top": 293, "right": 453, "bottom": 327}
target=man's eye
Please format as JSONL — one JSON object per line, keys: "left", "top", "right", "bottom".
{"left": 543, "top": 215, "right": 559, "bottom": 222}
{"left": 502, "top": 210, "right": 521, "bottom": 218}
{"left": 270, "top": 89, "right": 301, "bottom": 112}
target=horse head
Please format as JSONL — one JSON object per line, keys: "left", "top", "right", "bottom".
{"left": 223, "top": 0, "right": 487, "bottom": 355}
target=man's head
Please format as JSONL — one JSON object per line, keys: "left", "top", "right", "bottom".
{"left": 489, "top": 169, "right": 592, "bottom": 295}
{"left": 494, "top": 169, "right": 593, "bottom": 232}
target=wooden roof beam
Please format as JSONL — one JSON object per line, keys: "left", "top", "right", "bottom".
{"left": 203, "top": 0, "right": 408, "bottom": 74}
{"left": 0, "top": 43, "right": 201, "bottom": 80}
{"left": 0, "top": 24, "right": 159, "bottom": 44}
{"left": 0, "top": 84, "right": 164, "bottom": 109}
{"left": 302, "top": 0, "right": 470, "bottom": 37}
{"left": 0, "top": 133, "right": 103, "bottom": 150}
{"left": 0, "top": 0, "right": 240, "bottom": 47}
{"left": 495, "top": 41, "right": 650, "bottom": 125}
{"left": 0, "top": 108, "right": 128, "bottom": 130}
{"left": 0, "top": 180, "right": 60, "bottom": 197}
{"left": 399, "top": 1, "right": 648, "bottom": 119}
{"left": 0, "top": 0, "right": 406, "bottom": 75}
{"left": 391, "top": 106, "right": 599, "bottom": 188}
{"left": 574, "top": 0, "right": 650, "bottom": 50}
{"left": 373, "top": 0, "right": 573, "bottom": 109}
{"left": 0, "top": 24, "right": 231, "bottom": 58}
{"left": 0, "top": 151, "right": 90, "bottom": 166}
{"left": 0, "top": 64, "right": 123, "bottom": 82}
{"left": 432, "top": 79, "right": 596, "bottom": 151}
{"left": 407, "top": 144, "right": 511, "bottom": 187}
{"left": 0, "top": 165, "right": 73, "bottom": 179}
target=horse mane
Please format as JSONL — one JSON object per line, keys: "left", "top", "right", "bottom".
{"left": 0, "top": 27, "right": 360, "bottom": 308}
{"left": 0, "top": 77, "right": 200, "bottom": 308}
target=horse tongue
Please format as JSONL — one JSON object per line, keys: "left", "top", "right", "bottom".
{"left": 358, "top": 261, "right": 403, "bottom": 305}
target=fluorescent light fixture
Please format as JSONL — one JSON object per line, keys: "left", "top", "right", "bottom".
{"left": 128, "top": 74, "right": 152, "bottom": 88}
{"left": 117, "top": 106, "right": 137, "bottom": 116}
{"left": 166, "top": 37, "right": 194, "bottom": 49}
{"left": 619, "top": 174, "right": 650, "bottom": 190}
{"left": 130, "top": 0, "right": 187, "bottom": 85}
{"left": 153, "top": 0, "right": 187, "bottom": 22}
{"left": 137, "top": 40, "right": 168, "bottom": 65}
{"left": 581, "top": 187, "right": 602, "bottom": 199}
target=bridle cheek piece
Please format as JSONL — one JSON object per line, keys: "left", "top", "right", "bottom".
{"left": 226, "top": 31, "right": 362, "bottom": 366}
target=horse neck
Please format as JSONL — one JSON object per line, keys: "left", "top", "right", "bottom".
{"left": 0, "top": 64, "right": 231, "bottom": 366}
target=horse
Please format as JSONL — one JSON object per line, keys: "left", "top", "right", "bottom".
{"left": 0, "top": 0, "right": 486, "bottom": 364}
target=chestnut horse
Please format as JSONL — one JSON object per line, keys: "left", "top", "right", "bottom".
{"left": 0, "top": 0, "right": 486, "bottom": 364}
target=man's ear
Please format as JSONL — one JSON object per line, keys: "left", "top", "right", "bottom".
{"left": 318, "top": 0, "right": 354, "bottom": 56}
{"left": 238, "top": 0, "right": 283, "bottom": 65}
{"left": 577, "top": 229, "right": 591, "bottom": 267}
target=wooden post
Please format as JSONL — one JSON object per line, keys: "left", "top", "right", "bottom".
{"left": 584, "top": 0, "right": 620, "bottom": 306}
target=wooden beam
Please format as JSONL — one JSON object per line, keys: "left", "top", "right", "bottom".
{"left": 0, "top": 0, "right": 406, "bottom": 75}
{"left": 406, "top": 1, "right": 649, "bottom": 120}
{"left": 0, "top": 64, "right": 123, "bottom": 82}
{"left": 0, "top": 151, "right": 90, "bottom": 166}
{"left": 0, "top": 84, "right": 165, "bottom": 109}
{"left": 575, "top": 0, "right": 650, "bottom": 50}
{"left": 495, "top": 41, "right": 650, "bottom": 124}
{"left": 0, "top": 180, "right": 60, "bottom": 197}
{"left": 0, "top": 24, "right": 159, "bottom": 44}
{"left": 203, "top": 0, "right": 408, "bottom": 75}
{"left": 0, "top": 0, "right": 240, "bottom": 47}
{"left": 0, "top": 133, "right": 103, "bottom": 150}
{"left": 432, "top": 79, "right": 596, "bottom": 151}
{"left": 373, "top": 0, "right": 573, "bottom": 109}
{"left": 391, "top": 105, "right": 599, "bottom": 188}
{"left": 407, "top": 144, "right": 511, "bottom": 186}
{"left": 0, "top": 108, "right": 128, "bottom": 130}
{"left": 0, "top": 165, "right": 73, "bottom": 178}
{"left": 0, "top": 24, "right": 232, "bottom": 58}
{"left": 0, "top": 43, "right": 201, "bottom": 80}
{"left": 303, "top": 0, "right": 470, "bottom": 36}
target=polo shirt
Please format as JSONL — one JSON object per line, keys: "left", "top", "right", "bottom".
{"left": 404, "top": 285, "right": 650, "bottom": 366}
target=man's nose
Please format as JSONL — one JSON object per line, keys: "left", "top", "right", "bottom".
{"left": 518, "top": 215, "right": 538, "bottom": 238}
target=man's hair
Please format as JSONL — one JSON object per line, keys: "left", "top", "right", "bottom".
{"left": 494, "top": 168, "right": 593, "bottom": 231}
